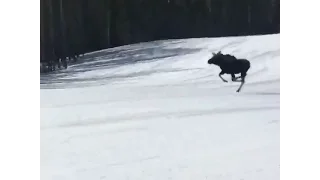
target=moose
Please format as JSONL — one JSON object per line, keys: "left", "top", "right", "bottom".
{"left": 207, "top": 51, "right": 251, "bottom": 92}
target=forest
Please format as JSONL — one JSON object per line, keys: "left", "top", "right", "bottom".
{"left": 40, "top": 0, "right": 280, "bottom": 72}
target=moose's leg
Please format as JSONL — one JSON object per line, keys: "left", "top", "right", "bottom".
{"left": 231, "top": 74, "right": 236, "bottom": 81}
{"left": 235, "top": 76, "right": 242, "bottom": 80}
{"left": 236, "top": 72, "right": 246, "bottom": 92}
{"left": 231, "top": 74, "right": 242, "bottom": 82}
{"left": 219, "top": 71, "right": 228, "bottom": 83}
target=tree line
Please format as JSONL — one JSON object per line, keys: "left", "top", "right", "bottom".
{"left": 40, "top": 0, "right": 280, "bottom": 73}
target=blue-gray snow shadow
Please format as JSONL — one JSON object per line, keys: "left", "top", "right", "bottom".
{"left": 40, "top": 41, "right": 202, "bottom": 89}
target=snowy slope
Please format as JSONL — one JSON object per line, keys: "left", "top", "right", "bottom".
{"left": 41, "top": 34, "right": 280, "bottom": 180}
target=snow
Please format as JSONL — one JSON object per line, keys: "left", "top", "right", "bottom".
{"left": 41, "top": 34, "right": 280, "bottom": 180}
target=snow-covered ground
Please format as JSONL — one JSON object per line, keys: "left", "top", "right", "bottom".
{"left": 41, "top": 34, "right": 280, "bottom": 180}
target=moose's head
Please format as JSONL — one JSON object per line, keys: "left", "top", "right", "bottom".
{"left": 208, "top": 51, "right": 223, "bottom": 65}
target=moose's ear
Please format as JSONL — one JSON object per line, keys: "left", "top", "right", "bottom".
{"left": 212, "top": 52, "right": 216, "bottom": 56}
{"left": 217, "top": 51, "right": 221, "bottom": 54}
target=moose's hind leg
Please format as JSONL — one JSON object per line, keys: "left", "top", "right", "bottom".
{"left": 231, "top": 74, "right": 236, "bottom": 81}
{"left": 232, "top": 74, "right": 242, "bottom": 82}
{"left": 236, "top": 73, "right": 247, "bottom": 92}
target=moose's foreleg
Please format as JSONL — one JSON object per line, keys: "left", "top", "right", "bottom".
{"left": 219, "top": 71, "right": 228, "bottom": 83}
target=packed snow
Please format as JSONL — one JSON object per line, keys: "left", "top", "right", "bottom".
{"left": 41, "top": 34, "right": 280, "bottom": 180}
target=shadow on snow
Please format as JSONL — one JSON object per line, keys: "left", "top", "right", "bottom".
{"left": 40, "top": 41, "right": 202, "bottom": 89}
